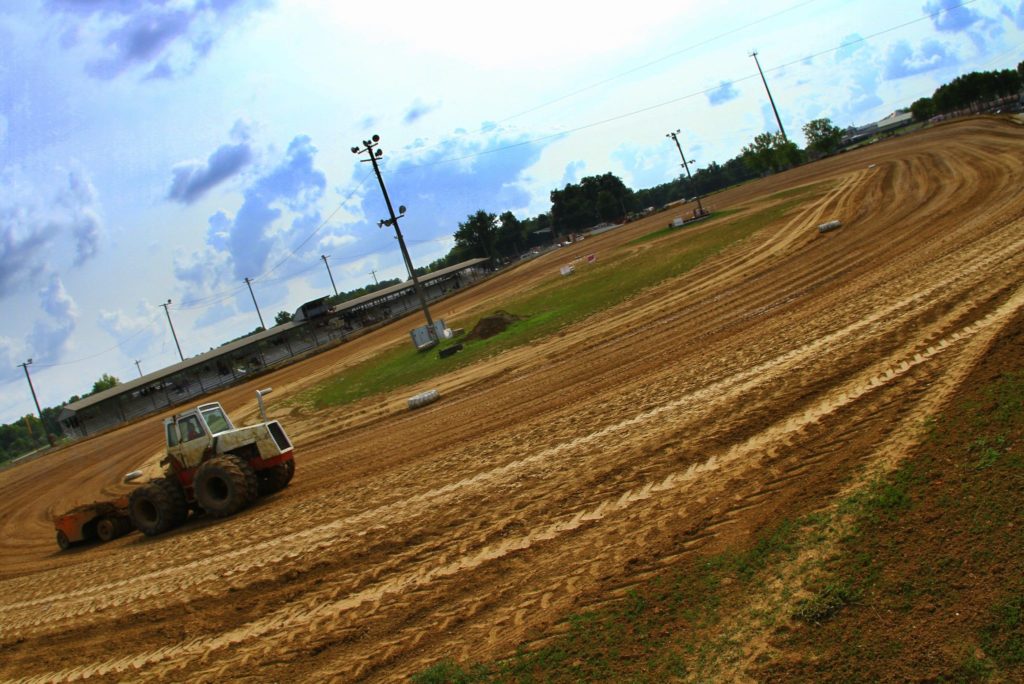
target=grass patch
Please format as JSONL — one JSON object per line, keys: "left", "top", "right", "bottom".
{"left": 407, "top": 356, "right": 1024, "bottom": 682}
{"left": 409, "top": 515, "right": 816, "bottom": 683}
{"left": 628, "top": 208, "right": 740, "bottom": 245}
{"left": 792, "top": 580, "right": 861, "bottom": 624}
{"left": 981, "top": 591, "right": 1024, "bottom": 666}
{"left": 757, "top": 366, "right": 1024, "bottom": 682}
{"left": 765, "top": 180, "right": 833, "bottom": 201}
{"left": 309, "top": 195, "right": 820, "bottom": 409}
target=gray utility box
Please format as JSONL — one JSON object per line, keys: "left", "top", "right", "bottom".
{"left": 410, "top": 319, "right": 447, "bottom": 351}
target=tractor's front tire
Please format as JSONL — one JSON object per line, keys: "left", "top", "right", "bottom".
{"left": 130, "top": 480, "right": 185, "bottom": 537}
{"left": 194, "top": 456, "right": 249, "bottom": 518}
{"left": 225, "top": 454, "right": 259, "bottom": 504}
{"left": 56, "top": 530, "right": 71, "bottom": 550}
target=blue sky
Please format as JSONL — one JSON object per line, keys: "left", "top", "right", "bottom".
{"left": 1, "top": 0, "right": 1022, "bottom": 422}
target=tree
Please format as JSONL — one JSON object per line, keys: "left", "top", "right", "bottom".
{"left": 742, "top": 132, "right": 801, "bottom": 174}
{"left": 742, "top": 132, "right": 776, "bottom": 174}
{"left": 91, "top": 374, "right": 119, "bottom": 395}
{"left": 802, "top": 118, "right": 844, "bottom": 157}
{"left": 910, "top": 97, "right": 936, "bottom": 122}
{"left": 275, "top": 310, "right": 293, "bottom": 325}
{"left": 596, "top": 190, "right": 620, "bottom": 222}
{"left": 495, "top": 211, "right": 525, "bottom": 258}
{"left": 455, "top": 210, "right": 498, "bottom": 265}
{"left": 550, "top": 172, "right": 632, "bottom": 236}
{"left": 931, "top": 68, "right": 1022, "bottom": 114}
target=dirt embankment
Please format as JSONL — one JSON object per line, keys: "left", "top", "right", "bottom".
{"left": 0, "top": 117, "right": 1022, "bottom": 682}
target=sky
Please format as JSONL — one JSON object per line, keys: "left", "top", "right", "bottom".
{"left": 1, "top": 0, "right": 1022, "bottom": 423}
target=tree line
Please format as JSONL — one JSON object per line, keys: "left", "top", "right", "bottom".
{"left": 0, "top": 373, "right": 119, "bottom": 464}
{"left": 911, "top": 61, "right": 1024, "bottom": 121}
{"left": 425, "top": 119, "right": 845, "bottom": 269}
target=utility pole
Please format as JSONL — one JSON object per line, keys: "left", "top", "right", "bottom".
{"left": 17, "top": 359, "right": 45, "bottom": 445}
{"left": 135, "top": 360, "right": 143, "bottom": 377}
{"left": 352, "top": 134, "right": 436, "bottom": 338}
{"left": 243, "top": 277, "right": 266, "bottom": 330}
{"left": 665, "top": 129, "right": 705, "bottom": 215}
{"left": 160, "top": 299, "right": 184, "bottom": 362}
{"left": 751, "top": 50, "right": 788, "bottom": 142}
{"left": 369, "top": 269, "right": 379, "bottom": 286}
{"left": 320, "top": 254, "right": 338, "bottom": 297}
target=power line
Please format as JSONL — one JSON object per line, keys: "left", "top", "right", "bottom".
{"left": 253, "top": 170, "right": 373, "bottom": 283}
{"left": 395, "top": 0, "right": 829, "bottom": 160}
{"left": 393, "top": 0, "right": 982, "bottom": 172}
{"left": 175, "top": 285, "right": 248, "bottom": 310}
{"left": 30, "top": 313, "right": 161, "bottom": 368}
{"left": 146, "top": 170, "right": 372, "bottom": 315}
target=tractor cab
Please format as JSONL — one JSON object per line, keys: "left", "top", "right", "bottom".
{"left": 164, "top": 402, "right": 234, "bottom": 471}
{"left": 164, "top": 403, "right": 233, "bottom": 444}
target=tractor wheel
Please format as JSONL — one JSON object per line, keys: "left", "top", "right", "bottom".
{"left": 152, "top": 477, "right": 189, "bottom": 527}
{"left": 226, "top": 455, "right": 259, "bottom": 504}
{"left": 56, "top": 530, "right": 71, "bottom": 551}
{"left": 257, "top": 461, "right": 293, "bottom": 496}
{"left": 96, "top": 517, "right": 119, "bottom": 542}
{"left": 129, "top": 481, "right": 183, "bottom": 537}
{"left": 193, "top": 456, "right": 249, "bottom": 518}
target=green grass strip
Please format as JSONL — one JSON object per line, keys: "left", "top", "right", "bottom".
{"left": 306, "top": 193, "right": 822, "bottom": 410}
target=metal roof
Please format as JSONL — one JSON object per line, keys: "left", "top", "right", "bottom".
{"left": 331, "top": 258, "right": 488, "bottom": 313}
{"left": 62, "top": 258, "right": 488, "bottom": 416}
{"left": 63, "top": 320, "right": 304, "bottom": 414}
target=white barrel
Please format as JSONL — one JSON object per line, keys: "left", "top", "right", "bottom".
{"left": 818, "top": 220, "right": 842, "bottom": 233}
{"left": 407, "top": 389, "right": 440, "bottom": 410}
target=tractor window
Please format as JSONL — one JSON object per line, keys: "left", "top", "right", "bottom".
{"left": 200, "top": 407, "right": 232, "bottom": 434}
{"left": 179, "top": 416, "right": 205, "bottom": 442}
{"left": 166, "top": 423, "right": 178, "bottom": 447}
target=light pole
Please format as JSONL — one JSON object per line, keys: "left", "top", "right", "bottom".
{"left": 352, "top": 134, "right": 436, "bottom": 340}
{"left": 135, "top": 360, "right": 143, "bottom": 377}
{"left": 17, "top": 359, "right": 47, "bottom": 445}
{"left": 243, "top": 277, "right": 266, "bottom": 330}
{"left": 666, "top": 129, "right": 705, "bottom": 215}
{"left": 751, "top": 50, "right": 788, "bottom": 142}
{"left": 160, "top": 299, "right": 184, "bottom": 362}
{"left": 321, "top": 254, "right": 339, "bottom": 297}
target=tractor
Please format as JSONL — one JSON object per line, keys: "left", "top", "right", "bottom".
{"left": 54, "top": 389, "right": 295, "bottom": 548}
{"left": 129, "top": 389, "right": 294, "bottom": 536}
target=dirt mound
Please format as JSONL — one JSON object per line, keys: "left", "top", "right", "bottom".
{"left": 466, "top": 310, "right": 521, "bottom": 340}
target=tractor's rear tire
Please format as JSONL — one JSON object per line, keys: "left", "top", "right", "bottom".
{"left": 257, "top": 460, "right": 294, "bottom": 496}
{"left": 226, "top": 455, "right": 259, "bottom": 504}
{"left": 56, "top": 530, "right": 71, "bottom": 550}
{"left": 130, "top": 481, "right": 184, "bottom": 537}
{"left": 193, "top": 456, "right": 249, "bottom": 518}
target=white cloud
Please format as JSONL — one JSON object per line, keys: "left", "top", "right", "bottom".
{"left": 27, "top": 273, "right": 79, "bottom": 364}
{"left": 318, "top": 234, "right": 357, "bottom": 250}
{"left": 97, "top": 303, "right": 163, "bottom": 357}
{"left": 0, "top": 164, "right": 104, "bottom": 298}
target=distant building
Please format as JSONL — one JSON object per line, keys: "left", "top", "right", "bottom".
{"left": 59, "top": 258, "right": 489, "bottom": 439}
{"left": 842, "top": 111, "right": 915, "bottom": 145}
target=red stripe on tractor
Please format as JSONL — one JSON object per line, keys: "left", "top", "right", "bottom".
{"left": 252, "top": 450, "right": 294, "bottom": 470}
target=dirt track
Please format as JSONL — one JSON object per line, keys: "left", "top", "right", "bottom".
{"left": 1, "top": 117, "right": 1022, "bottom": 682}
